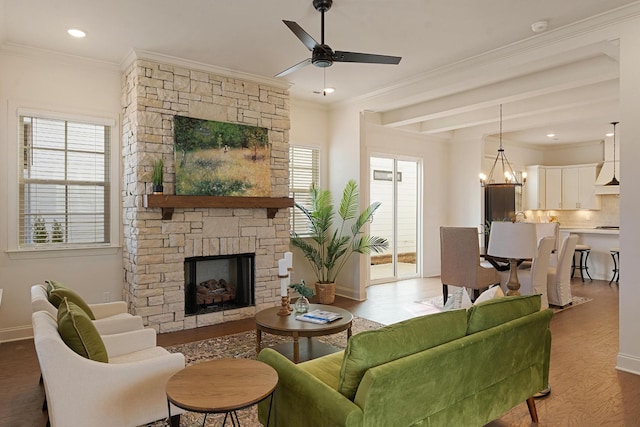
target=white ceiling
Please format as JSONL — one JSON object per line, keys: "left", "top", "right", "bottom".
{"left": 1, "top": 0, "right": 636, "bottom": 146}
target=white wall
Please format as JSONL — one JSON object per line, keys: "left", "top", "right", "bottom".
{"left": 0, "top": 49, "right": 123, "bottom": 341}
{"left": 541, "top": 142, "right": 603, "bottom": 166}
{"left": 288, "top": 100, "right": 330, "bottom": 287}
{"left": 447, "top": 134, "right": 484, "bottom": 227}
{"left": 290, "top": 99, "right": 331, "bottom": 188}
{"left": 616, "top": 23, "right": 640, "bottom": 375}
{"left": 483, "top": 137, "right": 545, "bottom": 172}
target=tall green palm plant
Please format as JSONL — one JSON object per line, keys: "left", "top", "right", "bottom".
{"left": 290, "top": 179, "right": 389, "bottom": 284}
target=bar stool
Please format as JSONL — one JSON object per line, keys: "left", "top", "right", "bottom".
{"left": 609, "top": 247, "right": 620, "bottom": 285}
{"left": 571, "top": 244, "right": 592, "bottom": 282}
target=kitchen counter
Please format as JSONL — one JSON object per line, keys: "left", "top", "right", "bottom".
{"left": 559, "top": 228, "right": 619, "bottom": 281}
{"left": 559, "top": 227, "right": 619, "bottom": 235}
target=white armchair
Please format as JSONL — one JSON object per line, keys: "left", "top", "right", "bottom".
{"left": 31, "top": 284, "right": 143, "bottom": 335}
{"left": 547, "top": 235, "right": 578, "bottom": 307}
{"left": 32, "top": 311, "right": 185, "bottom": 427}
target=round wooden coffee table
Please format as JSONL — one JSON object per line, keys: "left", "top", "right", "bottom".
{"left": 255, "top": 304, "right": 353, "bottom": 363}
{"left": 166, "top": 358, "right": 278, "bottom": 426}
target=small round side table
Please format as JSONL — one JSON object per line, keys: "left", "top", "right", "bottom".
{"left": 166, "top": 358, "right": 278, "bottom": 426}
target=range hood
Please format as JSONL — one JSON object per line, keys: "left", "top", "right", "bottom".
{"left": 594, "top": 138, "right": 620, "bottom": 195}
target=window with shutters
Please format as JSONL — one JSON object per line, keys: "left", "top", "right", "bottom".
{"left": 289, "top": 145, "right": 320, "bottom": 235}
{"left": 18, "top": 113, "right": 112, "bottom": 248}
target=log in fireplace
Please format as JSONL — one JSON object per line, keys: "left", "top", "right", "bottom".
{"left": 184, "top": 253, "right": 255, "bottom": 316}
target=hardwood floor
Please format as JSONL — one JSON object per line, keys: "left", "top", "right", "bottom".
{"left": 2, "top": 277, "right": 639, "bottom": 426}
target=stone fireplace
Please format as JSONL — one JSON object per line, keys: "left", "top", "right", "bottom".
{"left": 121, "top": 53, "right": 291, "bottom": 333}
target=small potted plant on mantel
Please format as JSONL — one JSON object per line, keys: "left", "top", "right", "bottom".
{"left": 290, "top": 179, "right": 389, "bottom": 304}
{"left": 152, "top": 158, "right": 164, "bottom": 194}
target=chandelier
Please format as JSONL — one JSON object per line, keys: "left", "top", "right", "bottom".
{"left": 479, "top": 104, "right": 522, "bottom": 187}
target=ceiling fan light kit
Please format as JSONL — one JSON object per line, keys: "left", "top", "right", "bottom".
{"left": 275, "top": 0, "right": 402, "bottom": 77}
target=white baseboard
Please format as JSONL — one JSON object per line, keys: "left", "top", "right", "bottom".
{"left": 335, "top": 285, "right": 363, "bottom": 301}
{"left": 0, "top": 325, "right": 33, "bottom": 343}
{"left": 616, "top": 352, "right": 640, "bottom": 376}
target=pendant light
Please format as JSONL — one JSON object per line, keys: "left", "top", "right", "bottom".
{"left": 480, "top": 104, "right": 521, "bottom": 187}
{"left": 605, "top": 121, "right": 620, "bottom": 186}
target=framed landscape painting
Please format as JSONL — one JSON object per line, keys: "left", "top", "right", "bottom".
{"left": 174, "top": 116, "right": 271, "bottom": 197}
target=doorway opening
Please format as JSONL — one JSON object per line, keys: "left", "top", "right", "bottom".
{"left": 369, "top": 156, "right": 421, "bottom": 283}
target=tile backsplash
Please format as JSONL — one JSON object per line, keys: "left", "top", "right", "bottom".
{"left": 526, "top": 194, "right": 620, "bottom": 227}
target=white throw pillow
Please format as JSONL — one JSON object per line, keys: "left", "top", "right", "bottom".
{"left": 474, "top": 285, "right": 505, "bottom": 305}
{"left": 443, "top": 287, "right": 473, "bottom": 310}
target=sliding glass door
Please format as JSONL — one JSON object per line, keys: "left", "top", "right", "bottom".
{"left": 369, "top": 155, "right": 421, "bottom": 283}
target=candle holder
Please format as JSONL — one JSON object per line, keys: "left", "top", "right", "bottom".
{"left": 277, "top": 294, "right": 291, "bottom": 316}
{"left": 286, "top": 287, "right": 292, "bottom": 312}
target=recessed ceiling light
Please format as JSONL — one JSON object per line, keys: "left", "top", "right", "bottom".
{"left": 67, "top": 28, "right": 87, "bottom": 38}
{"left": 546, "top": 133, "right": 555, "bottom": 138}
{"left": 606, "top": 132, "right": 614, "bottom": 137}
{"left": 323, "top": 87, "right": 335, "bottom": 94}
{"left": 531, "top": 20, "right": 548, "bottom": 33}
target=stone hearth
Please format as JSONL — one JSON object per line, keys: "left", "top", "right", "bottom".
{"left": 121, "top": 55, "right": 290, "bottom": 333}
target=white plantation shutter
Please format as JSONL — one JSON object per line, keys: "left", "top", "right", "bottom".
{"left": 19, "top": 114, "right": 111, "bottom": 247}
{"left": 289, "top": 145, "right": 320, "bottom": 235}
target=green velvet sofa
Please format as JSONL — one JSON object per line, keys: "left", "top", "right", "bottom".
{"left": 258, "top": 295, "right": 552, "bottom": 427}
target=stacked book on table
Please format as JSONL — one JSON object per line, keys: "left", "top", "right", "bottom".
{"left": 296, "top": 309, "right": 343, "bottom": 324}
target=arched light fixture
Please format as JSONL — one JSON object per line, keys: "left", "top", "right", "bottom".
{"left": 479, "top": 104, "right": 522, "bottom": 187}
{"left": 605, "top": 121, "right": 620, "bottom": 186}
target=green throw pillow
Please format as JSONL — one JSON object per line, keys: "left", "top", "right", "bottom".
{"left": 45, "top": 279, "right": 64, "bottom": 296}
{"left": 57, "top": 298, "right": 108, "bottom": 363}
{"left": 466, "top": 294, "right": 541, "bottom": 335}
{"left": 338, "top": 309, "right": 468, "bottom": 401}
{"left": 48, "top": 283, "right": 95, "bottom": 320}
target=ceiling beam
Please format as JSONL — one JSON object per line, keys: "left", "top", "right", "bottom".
{"left": 380, "top": 55, "right": 618, "bottom": 128}
{"left": 416, "top": 79, "right": 619, "bottom": 134}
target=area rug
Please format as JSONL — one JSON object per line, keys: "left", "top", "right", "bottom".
{"left": 142, "top": 316, "right": 383, "bottom": 427}
{"left": 412, "top": 294, "right": 593, "bottom": 314}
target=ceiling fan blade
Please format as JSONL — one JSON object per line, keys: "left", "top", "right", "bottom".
{"left": 274, "top": 58, "right": 313, "bottom": 77}
{"left": 334, "top": 51, "right": 402, "bottom": 65}
{"left": 283, "top": 20, "right": 318, "bottom": 51}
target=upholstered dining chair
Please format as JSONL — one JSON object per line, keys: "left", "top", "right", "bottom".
{"left": 513, "top": 223, "right": 559, "bottom": 270}
{"left": 440, "top": 226, "right": 500, "bottom": 304}
{"left": 547, "top": 234, "right": 579, "bottom": 308}
{"left": 535, "top": 223, "right": 559, "bottom": 249}
{"left": 498, "top": 236, "right": 555, "bottom": 308}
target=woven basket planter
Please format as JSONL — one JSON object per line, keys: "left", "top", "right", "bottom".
{"left": 315, "top": 282, "right": 336, "bottom": 304}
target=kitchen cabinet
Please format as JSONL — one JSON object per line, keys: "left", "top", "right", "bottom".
{"left": 562, "top": 165, "right": 600, "bottom": 210}
{"left": 524, "top": 164, "right": 600, "bottom": 211}
{"left": 524, "top": 165, "right": 546, "bottom": 210}
{"left": 545, "top": 167, "right": 562, "bottom": 210}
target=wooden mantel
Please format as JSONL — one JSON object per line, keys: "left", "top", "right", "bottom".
{"left": 143, "top": 194, "right": 294, "bottom": 220}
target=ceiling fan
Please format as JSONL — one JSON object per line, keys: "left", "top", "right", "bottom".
{"left": 275, "top": 0, "right": 402, "bottom": 78}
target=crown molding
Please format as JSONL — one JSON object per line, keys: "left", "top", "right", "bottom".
{"left": 122, "top": 49, "right": 291, "bottom": 91}
{"left": 0, "top": 42, "right": 120, "bottom": 72}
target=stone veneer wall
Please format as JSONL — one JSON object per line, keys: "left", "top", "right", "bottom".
{"left": 121, "top": 57, "right": 290, "bottom": 333}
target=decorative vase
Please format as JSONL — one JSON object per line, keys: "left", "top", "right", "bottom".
{"left": 294, "top": 296, "right": 310, "bottom": 313}
{"left": 315, "top": 282, "right": 336, "bottom": 304}
{"left": 152, "top": 184, "right": 163, "bottom": 194}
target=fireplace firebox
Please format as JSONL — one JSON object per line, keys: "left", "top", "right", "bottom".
{"left": 184, "top": 253, "right": 255, "bottom": 316}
